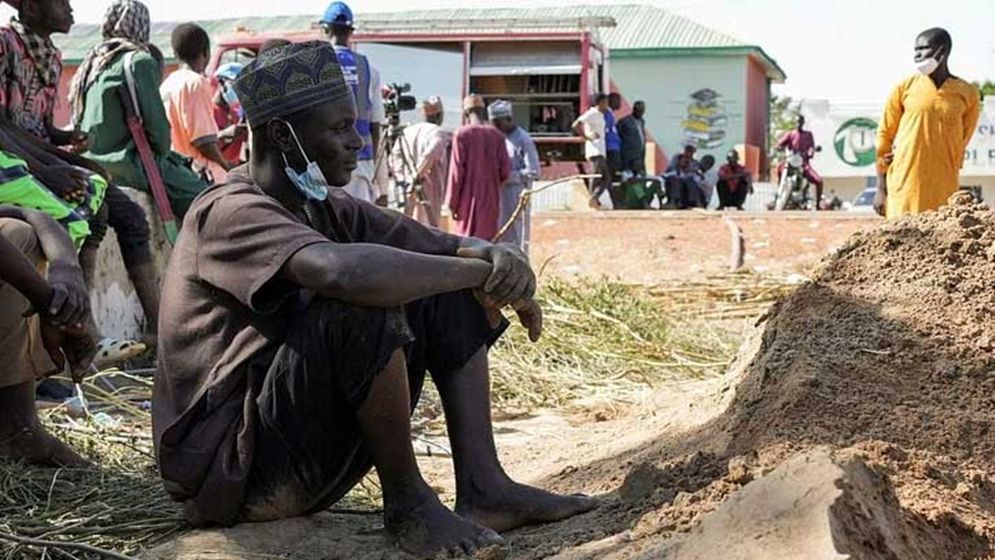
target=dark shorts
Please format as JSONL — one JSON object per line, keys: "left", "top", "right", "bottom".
{"left": 240, "top": 289, "right": 506, "bottom": 521}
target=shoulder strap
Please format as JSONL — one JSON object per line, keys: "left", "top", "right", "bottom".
{"left": 122, "top": 51, "right": 143, "bottom": 121}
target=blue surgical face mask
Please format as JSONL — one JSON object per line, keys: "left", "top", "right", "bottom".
{"left": 279, "top": 121, "right": 329, "bottom": 201}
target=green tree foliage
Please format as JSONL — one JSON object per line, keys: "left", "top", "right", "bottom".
{"left": 768, "top": 95, "right": 800, "bottom": 163}
{"left": 974, "top": 80, "right": 995, "bottom": 100}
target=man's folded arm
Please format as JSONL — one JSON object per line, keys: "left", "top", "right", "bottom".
{"left": 281, "top": 241, "right": 491, "bottom": 307}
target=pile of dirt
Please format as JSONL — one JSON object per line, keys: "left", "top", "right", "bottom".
{"left": 536, "top": 196, "right": 995, "bottom": 559}
{"left": 724, "top": 193, "right": 995, "bottom": 461}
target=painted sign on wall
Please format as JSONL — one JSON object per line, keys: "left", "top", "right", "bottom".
{"left": 682, "top": 88, "right": 729, "bottom": 150}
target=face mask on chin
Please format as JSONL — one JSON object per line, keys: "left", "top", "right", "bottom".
{"left": 278, "top": 120, "right": 330, "bottom": 202}
{"left": 916, "top": 57, "right": 940, "bottom": 76}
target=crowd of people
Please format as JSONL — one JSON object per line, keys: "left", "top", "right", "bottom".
{"left": 0, "top": 0, "right": 980, "bottom": 553}
{"left": 570, "top": 93, "right": 757, "bottom": 211}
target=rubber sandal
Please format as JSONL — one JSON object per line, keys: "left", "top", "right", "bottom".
{"left": 92, "top": 338, "right": 147, "bottom": 369}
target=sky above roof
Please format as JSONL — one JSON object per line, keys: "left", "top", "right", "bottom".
{"left": 4, "top": 0, "right": 993, "bottom": 104}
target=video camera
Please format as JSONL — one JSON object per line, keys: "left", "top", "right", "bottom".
{"left": 384, "top": 82, "right": 417, "bottom": 125}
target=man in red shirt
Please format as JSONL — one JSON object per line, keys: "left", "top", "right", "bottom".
{"left": 446, "top": 95, "right": 510, "bottom": 240}
{"left": 717, "top": 149, "right": 753, "bottom": 210}
{"left": 776, "top": 115, "right": 823, "bottom": 209}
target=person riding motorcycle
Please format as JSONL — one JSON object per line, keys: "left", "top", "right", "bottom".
{"left": 775, "top": 115, "right": 824, "bottom": 210}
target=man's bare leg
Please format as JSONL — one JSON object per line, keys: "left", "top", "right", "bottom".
{"left": 359, "top": 349, "right": 504, "bottom": 556}
{"left": 435, "top": 348, "right": 598, "bottom": 533}
{"left": 0, "top": 381, "right": 87, "bottom": 466}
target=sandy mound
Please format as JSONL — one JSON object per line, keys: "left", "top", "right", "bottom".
{"left": 665, "top": 447, "right": 982, "bottom": 560}
{"left": 724, "top": 194, "right": 995, "bottom": 462}
{"left": 538, "top": 196, "right": 995, "bottom": 559}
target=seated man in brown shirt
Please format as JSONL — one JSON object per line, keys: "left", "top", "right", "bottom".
{"left": 153, "top": 42, "right": 596, "bottom": 557}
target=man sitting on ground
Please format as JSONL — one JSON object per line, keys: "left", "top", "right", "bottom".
{"left": 717, "top": 149, "right": 752, "bottom": 210}
{"left": 152, "top": 42, "right": 596, "bottom": 557}
{"left": 662, "top": 144, "right": 700, "bottom": 209}
{"left": 689, "top": 154, "right": 716, "bottom": 208}
{"left": 0, "top": 205, "right": 94, "bottom": 466}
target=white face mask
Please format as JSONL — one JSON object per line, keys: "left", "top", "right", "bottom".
{"left": 915, "top": 57, "right": 940, "bottom": 76}
{"left": 279, "top": 121, "right": 329, "bottom": 202}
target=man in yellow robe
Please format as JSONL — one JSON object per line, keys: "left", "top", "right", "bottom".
{"left": 875, "top": 28, "right": 980, "bottom": 219}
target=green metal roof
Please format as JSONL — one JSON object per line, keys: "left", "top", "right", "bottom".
{"left": 56, "top": 4, "right": 784, "bottom": 80}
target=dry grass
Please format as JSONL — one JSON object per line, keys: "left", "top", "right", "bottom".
{"left": 488, "top": 276, "right": 762, "bottom": 410}
{"left": 0, "top": 372, "right": 378, "bottom": 560}
{"left": 0, "top": 273, "right": 793, "bottom": 559}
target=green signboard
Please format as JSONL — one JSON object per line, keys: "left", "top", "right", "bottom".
{"left": 833, "top": 117, "right": 878, "bottom": 167}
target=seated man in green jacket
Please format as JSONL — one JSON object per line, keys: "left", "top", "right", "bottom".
{"left": 68, "top": 0, "right": 206, "bottom": 219}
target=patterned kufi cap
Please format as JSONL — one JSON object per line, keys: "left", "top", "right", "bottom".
{"left": 233, "top": 41, "right": 351, "bottom": 126}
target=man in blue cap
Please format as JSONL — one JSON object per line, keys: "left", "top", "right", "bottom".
{"left": 153, "top": 41, "right": 596, "bottom": 557}
{"left": 320, "top": 1, "right": 385, "bottom": 204}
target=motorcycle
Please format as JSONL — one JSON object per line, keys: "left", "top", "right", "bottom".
{"left": 772, "top": 147, "right": 821, "bottom": 211}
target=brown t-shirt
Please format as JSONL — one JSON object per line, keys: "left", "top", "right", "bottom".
{"left": 153, "top": 166, "right": 459, "bottom": 525}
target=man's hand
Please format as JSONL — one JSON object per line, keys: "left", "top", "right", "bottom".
{"left": 41, "top": 322, "right": 95, "bottom": 382}
{"left": 457, "top": 243, "right": 535, "bottom": 309}
{"left": 34, "top": 165, "right": 90, "bottom": 205}
{"left": 513, "top": 298, "right": 543, "bottom": 342}
{"left": 45, "top": 261, "right": 90, "bottom": 327}
{"left": 218, "top": 124, "right": 245, "bottom": 142}
{"left": 474, "top": 292, "right": 543, "bottom": 343}
{"left": 874, "top": 172, "right": 888, "bottom": 217}
{"left": 873, "top": 188, "right": 887, "bottom": 217}
{"left": 68, "top": 130, "right": 90, "bottom": 154}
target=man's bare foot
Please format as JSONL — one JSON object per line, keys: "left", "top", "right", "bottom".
{"left": 386, "top": 493, "right": 504, "bottom": 558}
{"left": 456, "top": 481, "right": 598, "bottom": 533}
{"left": 0, "top": 423, "right": 88, "bottom": 467}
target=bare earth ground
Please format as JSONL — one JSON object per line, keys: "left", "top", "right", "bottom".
{"left": 531, "top": 210, "right": 876, "bottom": 282}
{"left": 152, "top": 210, "right": 978, "bottom": 560}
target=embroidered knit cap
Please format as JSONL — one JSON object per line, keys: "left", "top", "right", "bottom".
{"left": 233, "top": 41, "right": 351, "bottom": 126}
